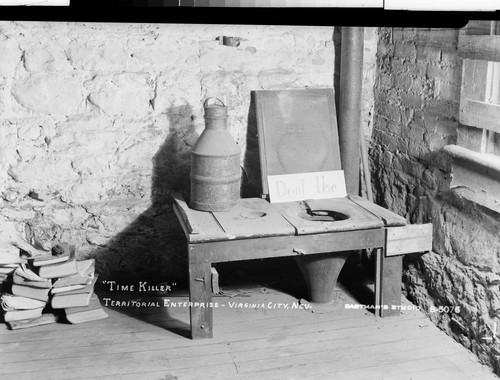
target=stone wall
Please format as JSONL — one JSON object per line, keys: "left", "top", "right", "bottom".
{"left": 0, "top": 21, "right": 335, "bottom": 284}
{"left": 372, "top": 27, "right": 500, "bottom": 373}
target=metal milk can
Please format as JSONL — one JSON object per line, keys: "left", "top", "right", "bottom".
{"left": 190, "top": 98, "right": 241, "bottom": 211}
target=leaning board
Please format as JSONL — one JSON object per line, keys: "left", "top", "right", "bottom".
{"left": 254, "top": 89, "right": 342, "bottom": 198}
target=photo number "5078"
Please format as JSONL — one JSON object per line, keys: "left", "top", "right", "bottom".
{"left": 430, "top": 305, "right": 461, "bottom": 313}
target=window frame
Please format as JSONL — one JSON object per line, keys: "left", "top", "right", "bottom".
{"left": 443, "top": 20, "right": 500, "bottom": 213}
{"left": 458, "top": 21, "right": 500, "bottom": 155}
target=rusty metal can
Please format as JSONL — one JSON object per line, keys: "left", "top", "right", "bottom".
{"left": 190, "top": 98, "right": 241, "bottom": 211}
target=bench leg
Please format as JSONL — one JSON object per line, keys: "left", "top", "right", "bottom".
{"left": 375, "top": 248, "right": 403, "bottom": 317}
{"left": 188, "top": 254, "right": 213, "bottom": 339}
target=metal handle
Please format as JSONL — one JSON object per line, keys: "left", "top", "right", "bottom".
{"left": 204, "top": 97, "right": 225, "bottom": 107}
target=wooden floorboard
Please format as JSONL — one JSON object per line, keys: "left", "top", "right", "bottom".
{"left": 0, "top": 284, "right": 497, "bottom": 380}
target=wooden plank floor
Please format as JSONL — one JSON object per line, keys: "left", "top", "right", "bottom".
{"left": 0, "top": 274, "right": 498, "bottom": 380}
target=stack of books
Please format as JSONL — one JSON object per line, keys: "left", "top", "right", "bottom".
{"left": 1, "top": 293, "right": 46, "bottom": 323}
{"left": 0, "top": 242, "right": 26, "bottom": 290}
{"left": 1, "top": 242, "right": 108, "bottom": 328}
{"left": 9, "top": 243, "right": 78, "bottom": 308}
{"left": 29, "top": 243, "right": 78, "bottom": 279}
{"left": 50, "top": 259, "right": 108, "bottom": 324}
{"left": 12, "top": 264, "right": 53, "bottom": 302}
{"left": 1, "top": 263, "right": 55, "bottom": 329}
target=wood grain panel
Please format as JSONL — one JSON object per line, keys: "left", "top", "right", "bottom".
{"left": 189, "top": 228, "right": 385, "bottom": 264}
{"left": 212, "top": 198, "right": 295, "bottom": 238}
{"left": 348, "top": 195, "right": 407, "bottom": 227}
{"left": 385, "top": 224, "right": 433, "bottom": 257}
{"left": 458, "top": 35, "right": 500, "bottom": 62}
{"left": 171, "top": 192, "right": 227, "bottom": 243}
{"left": 459, "top": 98, "right": 500, "bottom": 133}
{"left": 188, "top": 259, "right": 213, "bottom": 339}
{"left": 375, "top": 249, "right": 403, "bottom": 318}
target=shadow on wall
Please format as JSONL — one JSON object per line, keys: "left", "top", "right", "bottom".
{"left": 92, "top": 102, "right": 199, "bottom": 290}
{"left": 242, "top": 91, "right": 263, "bottom": 199}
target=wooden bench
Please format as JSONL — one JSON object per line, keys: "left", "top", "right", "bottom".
{"left": 171, "top": 192, "right": 432, "bottom": 339}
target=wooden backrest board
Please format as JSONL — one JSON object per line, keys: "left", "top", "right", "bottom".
{"left": 254, "top": 89, "right": 342, "bottom": 198}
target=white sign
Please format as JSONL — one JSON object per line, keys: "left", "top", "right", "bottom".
{"left": 267, "top": 170, "right": 347, "bottom": 203}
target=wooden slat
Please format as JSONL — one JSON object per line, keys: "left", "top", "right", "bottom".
{"left": 233, "top": 334, "right": 465, "bottom": 376}
{"left": 189, "top": 228, "right": 385, "bottom": 264}
{"left": 212, "top": 198, "right": 295, "bottom": 239}
{"left": 378, "top": 254, "right": 403, "bottom": 318}
{"left": 170, "top": 191, "right": 201, "bottom": 234}
{"left": 88, "top": 363, "right": 239, "bottom": 380}
{"left": 172, "top": 203, "right": 227, "bottom": 243}
{"left": 289, "top": 352, "right": 487, "bottom": 380}
{"left": 374, "top": 248, "right": 405, "bottom": 318}
{"left": 173, "top": 194, "right": 295, "bottom": 242}
{"left": 172, "top": 204, "right": 193, "bottom": 238}
{"left": 0, "top": 349, "right": 236, "bottom": 378}
{"left": 188, "top": 259, "right": 213, "bottom": 339}
{"left": 457, "top": 124, "right": 485, "bottom": 152}
{"left": 348, "top": 194, "right": 407, "bottom": 226}
{"left": 6, "top": 313, "right": 58, "bottom": 330}
{"left": 444, "top": 144, "right": 500, "bottom": 210}
{"left": 444, "top": 144, "right": 500, "bottom": 175}
{"left": 229, "top": 318, "right": 438, "bottom": 364}
{"left": 171, "top": 191, "right": 228, "bottom": 241}
{"left": 211, "top": 267, "right": 220, "bottom": 295}
{"left": 84, "top": 363, "right": 239, "bottom": 380}
{"left": 461, "top": 59, "right": 488, "bottom": 104}
{"left": 448, "top": 163, "right": 500, "bottom": 213}
{"left": 386, "top": 224, "right": 433, "bottom": 257}
{"left": 219, "top": 316, "right": 423, "bottom": 351}
{"left": 460, "top": 20, "right": 496, "bottom": 36}
{"left": 481, "top": 129, "right": 496, "bottom": 154}
{"left": 458, "top": 35, "right": 500, "bottom": 62}
{"left": 374, "top": 248, "right": 383, "bottom": 316}
{"left": 460, "top": 98, "right": 500, "bottom": 133}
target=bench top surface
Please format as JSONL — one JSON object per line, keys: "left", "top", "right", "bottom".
{"left": 171, "top": 192, "right": 406, "bottom": 244}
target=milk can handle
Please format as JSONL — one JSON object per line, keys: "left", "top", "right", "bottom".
{"left": 204, "top": 97, "right": 226, "bottom": 107}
